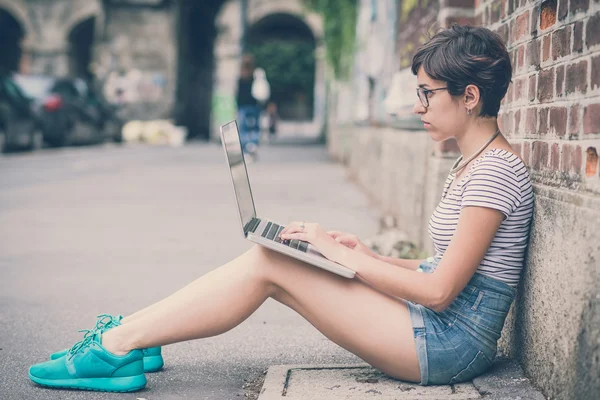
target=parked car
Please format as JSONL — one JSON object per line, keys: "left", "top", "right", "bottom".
{"left": 14, "top": 75, "right": 123, "bottom": 147}
{"left": 0, "top": 74, "right": 43, "bottom": 153}
{"left": 13, "top": 74, "right": 71, "bottom": 148}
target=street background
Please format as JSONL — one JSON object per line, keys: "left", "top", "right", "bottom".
{"left": 0, "top": 142, "right": 379, "bottom": 399}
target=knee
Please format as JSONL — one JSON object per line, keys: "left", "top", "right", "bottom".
{"left": 246, "top": 245, "right": 280, "bottom": 288}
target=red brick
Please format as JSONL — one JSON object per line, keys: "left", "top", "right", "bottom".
{"left": 516, "top": 11, "right": 530, "bottom": 40}
{"left": 573, "top": 21, "right": 584, "bottom": 53}
{"left": 529, "top": 74, "right": 537, "bottom": 101}
{"left": 550, "top": 143, "right": 560, "bottom": 170}
{"left": 569, "top": 105, "right": 581, "bottom": 136}
{"left": 526, "top": 108, "right": 538, "bottom": 134}
{"left": 491, "top": 0, "right": 502, "bottom": 23}
{"left": 532, "top": 141, "right": 549, "bottom": 169}
{"left": 558, "top": 0, "right": 568, "bottom": 21}
{"left": 561, "top": 144, "right": 572, "bottom": 173}
{"left": 517, "top": 45, "right": 525, "bottom": 71}
{"left": 539, "top": 107, "right": 550, "bottom": 134}
{"left": 523, "top": 141, "right": 531, "bottom": 166}
{"left": 586, "top": 147, "right": 598, "bottom": 178}
{"left": 555, "top": 65, "right": 565, "bottom": 97}
{"left": 552, "top": 27, "right": 571, "bottom": 60}
{"left": 507, "top": 0, "right": 515, "bottom": 16}
{"left": 542, "top": 35, "right": 551, "bottom": 61}
{"left": 538, "top": 68, "right": 555, "bottom": 102}
{"left": 515, "top": 109, "right": 522, "bottom": 134}
{"left": 501, "top": 0, "right": 507, "bottom": 19}
{"left": 566, "top": 60, "right": 588, "bottom": 94}
{"left": 510, "top": 18, "right": 516, "bottom": 44}
{"left": 541, "top": 0, "right": 557, "bottom": 30}
{"left": 497, "top": 24, "right": 509, "bottom": 44}
{"left": 570, "top": 0, "right": 590, "bottom": 13}
{"left": 515, "top": 77, "right": 527, "bottom": 101}
{"left": 549, "top": 107, "right": 567, "bottom": 137}
{"left": 527, "top": 37, "right": 541, "bottom": 69}
{"left": 587, "top": 14, "right": 600, "bottom": 48}
{"left": 592, "top": 55, "right": 600, "bottom": 90}
{"left": 572, "top": 145, "right": 583, "bottom": 174}
{"left": 506, "top": 83, "right": 514, "bottom": 104}
{"left": 531, "top": 4, "right": 540, "bottom": 35}
{"left": 583, "top": 103, "right": 600, "bottom": 134}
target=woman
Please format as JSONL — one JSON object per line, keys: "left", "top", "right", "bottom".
{"left": 28, "top": 24, "right": 533, "bottom": 391}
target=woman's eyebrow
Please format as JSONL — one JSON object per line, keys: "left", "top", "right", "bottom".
{"left": 418, "top": 84, "right": 431, "bottom": 88}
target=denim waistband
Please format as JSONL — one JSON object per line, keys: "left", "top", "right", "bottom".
{"left": 420, "top": 257, "right": 517, "bottom": 299}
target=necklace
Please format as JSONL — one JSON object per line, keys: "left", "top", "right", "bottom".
{"left": 450, "top": 129, "right": 501, "bottom": 175}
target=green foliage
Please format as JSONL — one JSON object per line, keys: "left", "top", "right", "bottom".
{"left": 303, "top": 0, "right": 358, "bottom": 80}
{"left": 248, "top": 40, "right": 315, "bottom": 106}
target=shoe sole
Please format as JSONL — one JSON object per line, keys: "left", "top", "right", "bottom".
{"left": 29, "top": 373, "right": 146, "bottom": 392}
{"left": 50, "top": 353, "right": 164, "bottom": 373}
{"left": 143, "top": 355, "right": 164, "bottom": 373}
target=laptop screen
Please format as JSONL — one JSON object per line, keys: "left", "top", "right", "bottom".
{"left": 220, "top": 121, "right": 256, "bottom": 234}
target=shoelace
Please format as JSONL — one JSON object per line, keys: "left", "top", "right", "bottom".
{"left": 67, "top": 329, "right": 97, "bottom": 359}
{"left": 66, "top": 314, "right": 121, "bottom": 359}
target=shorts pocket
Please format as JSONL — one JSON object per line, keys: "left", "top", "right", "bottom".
{"left": 448, "top": 351, "right": 492, "bottom": 384}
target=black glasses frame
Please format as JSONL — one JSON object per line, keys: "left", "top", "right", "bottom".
{"left": 416, "top": 87, "right": 448, "bottom": 108}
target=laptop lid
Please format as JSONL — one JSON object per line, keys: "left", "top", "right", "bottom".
{"left": 220, "top": 120, "right": 258, "bottom": 236}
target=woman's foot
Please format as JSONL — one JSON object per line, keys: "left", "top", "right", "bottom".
{"left": 48, "top": 313, "right": 164, "bottom": 372}
{"left": 29, "top": 330, "right": 146, "bottom": 392}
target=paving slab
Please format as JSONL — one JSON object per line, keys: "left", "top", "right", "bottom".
{"left": 258, "top": 364, "right": 481, "bottom": 400}
{"left": 258, "top": 358, "right": 547, "bottom": 400}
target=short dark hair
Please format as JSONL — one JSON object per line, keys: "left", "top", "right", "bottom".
{"left": 411, "top": 24, "right": 512, "bottom": 118}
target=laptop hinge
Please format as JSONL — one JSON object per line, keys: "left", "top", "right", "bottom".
{"left": 244, "top": 217, "right": 261, "bottom": 235}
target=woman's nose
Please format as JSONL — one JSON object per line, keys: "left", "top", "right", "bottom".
{"left": 413, "top": 101, "right": 426, "bottom": 115}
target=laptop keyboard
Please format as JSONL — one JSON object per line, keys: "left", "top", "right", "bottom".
{"left": 261, "top": 221, "right": 309, "bottom": 253}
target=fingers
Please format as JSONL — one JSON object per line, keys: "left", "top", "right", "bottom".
{"left": 334, "top": 235, "right": 357, "bottom": 247}
{"left": 280, "top": 221, "right": 303, "bottom": 236}
{"left": 327, "top": 230, "right": 349, "bottom": 239}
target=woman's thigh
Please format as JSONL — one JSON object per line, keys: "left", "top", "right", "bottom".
{"left": 251, "top": 245, "right": 421, "bottom": 383}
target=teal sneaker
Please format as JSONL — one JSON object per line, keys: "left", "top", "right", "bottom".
{"left": 49, "top": 314, "right": 164, "bottom": 373}
{"left": 29, "top": 330, "right": 146, "bottom": 392}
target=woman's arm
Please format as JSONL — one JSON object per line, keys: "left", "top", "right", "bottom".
{"left": 333, "top": 206, "right": 505, "bottom": 312}
{"left": 373, "top": 255, "right": 423, "bottom": 271}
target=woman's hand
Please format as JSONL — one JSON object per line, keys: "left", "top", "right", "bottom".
{"left": 326, "top": 231, "right": 379, "bottom": 259}
{"left": 279, "top": 221, "right": 344, "bottom": 262}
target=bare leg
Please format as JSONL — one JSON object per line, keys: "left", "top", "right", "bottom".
{"left": 102, "top": 246, "right": 420, "bottom": 382}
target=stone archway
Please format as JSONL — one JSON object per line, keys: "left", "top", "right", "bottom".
{"left": 246, "top": 13, "right": 316, "bottom": 121}
{"left": 67, "top": 17, "right": 96, "bottom": 79}
{"left": 211, "top": 0, "right": 325, "bottom": 141}
{"left": 175, "top": 0, "right": 225, "bottom": 140}
{"left": 0, "top": 7, "right": 26, "bottom": 73}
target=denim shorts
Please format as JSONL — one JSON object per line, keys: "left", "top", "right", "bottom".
{"left": 406, "top": 257, "right": 516, "bottom": 385}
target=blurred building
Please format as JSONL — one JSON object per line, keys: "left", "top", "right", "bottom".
{"left": 0, "top": 0, "right": 325, "bottom": 140}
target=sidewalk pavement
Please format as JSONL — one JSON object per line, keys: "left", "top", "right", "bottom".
{"left": 256, "top": 358, "right": 546, "bottom": 399}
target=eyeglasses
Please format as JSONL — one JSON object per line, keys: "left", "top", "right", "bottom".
{"left": 416, "top": 87, "right": 448, "bottom": 108}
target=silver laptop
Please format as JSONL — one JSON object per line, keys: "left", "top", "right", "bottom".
{"left": 220, "top": 120, "right": 355, "bottom": 279}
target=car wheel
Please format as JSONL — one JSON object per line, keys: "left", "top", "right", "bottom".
{"left": 0, "top": 129, "right": 6, "bottom": 154}
{"left": 31, "top": 129, "right": 44, "bottom": 151}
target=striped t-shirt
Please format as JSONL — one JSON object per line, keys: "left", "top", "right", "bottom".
{"left": 428, "top": 149, "right": 534, "bottom": 287}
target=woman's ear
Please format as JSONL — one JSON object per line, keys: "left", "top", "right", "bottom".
{"left": 464, "top": 84, "right": 480, "bottom": 111}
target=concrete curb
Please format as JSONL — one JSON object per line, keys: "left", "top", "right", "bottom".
{"left": 257, "top": 359, "right": 546, "bottom": 399}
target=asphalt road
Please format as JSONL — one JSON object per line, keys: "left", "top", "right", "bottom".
{"left": 0, "top": 142, "right": 380, "bottom": 400}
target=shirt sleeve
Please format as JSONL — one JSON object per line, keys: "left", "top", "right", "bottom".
{"left": 460, "top": 156, "right": 522, "bottom": 218}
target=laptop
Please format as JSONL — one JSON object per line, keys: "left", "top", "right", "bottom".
{"left": 219, "top": 120, "right": 356, "bottom": 279}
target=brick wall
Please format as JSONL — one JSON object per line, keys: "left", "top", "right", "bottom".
{"left": 476, "top": 0, "right": 600, "bottom": 193}
{"left": 396, "top": 1, "right": 440, "bottom": 69}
